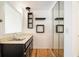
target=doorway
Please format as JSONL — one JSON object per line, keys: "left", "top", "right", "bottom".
{"left": 51, "top": 1, "right": 64, "bottom": 57}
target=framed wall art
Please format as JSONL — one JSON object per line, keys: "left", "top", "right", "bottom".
{"left": 28, "top": 12, "right": 33, "bottom": 29}
{"left": 56, "top": 25, "right": 64, "bottom": 33}
{"left": 36, "top": 25, "right": 45, "bottom": 33}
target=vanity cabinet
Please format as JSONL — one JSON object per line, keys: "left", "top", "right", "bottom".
{"left": 0, "top": 45, "right": 2, "bottom": 57}
{"left": 24, "top": 36, "right": 33, "bottom": 57}
{"left": 1, "top": 36, "right": 33, "bottom": 57}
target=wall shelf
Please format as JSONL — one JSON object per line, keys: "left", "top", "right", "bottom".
{"left": 55, "top": 17, "right": 64, "bottom": 20}
{"left": 35, "top": 18, "right": 46, "bottom": 20}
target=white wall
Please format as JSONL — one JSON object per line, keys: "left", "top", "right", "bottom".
{"left": 22, "top": 9, "right": 53, "bottom": 48}
{"left": 71, "top": 1, "right": 79, "bottom": 57}
{"left": 64, "top": 1, "right": 79, "bottom": 57}
{"left": 64, "top": 2, "right": 73, "bottom": 57}
{"left": 5, "top": 3, "right": 22, "bottom": 33}
{"left": 0, "top": 2, "right": 5, "bottom": 35}
{"left": 34, "top": 10, "right": 52, "bottom": 48}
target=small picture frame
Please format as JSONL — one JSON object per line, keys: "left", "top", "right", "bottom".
{"left": 28, "top": 13, "right": 33, "bottom": 18}
{"left": 28, "top": 23, "right": 33, "bottom": 29}
{"left": 29, "top": 19, "right": 33, "bottom": 23}
{"left": 36, "top": 25, "right": 45, "bottom": 33}
{"left": 56, "top": 25, "right": 64, "bottom": 33}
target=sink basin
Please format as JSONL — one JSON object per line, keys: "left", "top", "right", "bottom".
{"left": 0, "top": 35, "right": 26, "bottom": 42}
{"left": 9, "top": 38, "right": 24, "bottom": 41}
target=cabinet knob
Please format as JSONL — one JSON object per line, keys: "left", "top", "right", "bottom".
{"left": 24, "top": 52, "right": 26, "bottom": 55}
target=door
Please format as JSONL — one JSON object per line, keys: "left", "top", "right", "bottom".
{"left": 52, "top": 1, "right": 64, "bottom": 57}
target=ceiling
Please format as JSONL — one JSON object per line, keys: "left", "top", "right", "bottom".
{"left": 21, "top": 1, "right": 55, "bottom": 10}
{"left": 8, "top": 1, "right": 55, "bottom": 13}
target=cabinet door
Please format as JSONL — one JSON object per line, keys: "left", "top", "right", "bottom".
{"left": 26, "top": 47, "right": 30, "bottom": 57}
{"left": 29, "top": 43, "right": 32, "bottom": 57}
{"left": 2, "top": 44, "right": 24, "bottom": 57}
{"left": 0, "top": 45, "right": 1, "bottom": 57}
{"left": 25, "top": 36, "right": 33, "bottom": 57}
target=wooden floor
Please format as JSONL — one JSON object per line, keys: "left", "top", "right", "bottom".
{"left": 31, "top": 49, "right": 64, "bottom": 57}
{"left": 52, "top": 49, "right": 64, "bottom": 57}
{"left": 31, "top": 49, "right": 54, "bottom": 57}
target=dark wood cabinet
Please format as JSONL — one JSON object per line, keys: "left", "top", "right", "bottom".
{"left": 1, "top": 36, "right": 33, "bottom": 57}
{"left": 0, "top": 45, "right": 1, "bottom": 57}
{"left": 2, "top": 44, "right": 24, "bottom": 57}
{"left": 24, "top": 36, "right": 33, "bottom": 57}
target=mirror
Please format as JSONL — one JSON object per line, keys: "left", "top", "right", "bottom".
{"left": 5, "top": 3, "right": 22, "bottom": 33}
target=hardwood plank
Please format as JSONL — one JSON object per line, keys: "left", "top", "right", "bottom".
{"left": 31, "top": 49, "right": 55, "bottom": 57}
{"left": 31, "top": 49, "right": 37, "bottom": 57}
{"left": 52, "top": 49, "right": 64, "bottom": 57}
{"left": 37, "top": 49, "right": 48, "bottom": 57}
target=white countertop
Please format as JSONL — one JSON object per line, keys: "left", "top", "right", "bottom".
{"left": 0, "top": 33, "right": 33, "bottom": 44}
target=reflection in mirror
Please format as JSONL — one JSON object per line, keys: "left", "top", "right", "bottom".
{"left": 52, "top": 1, "right": 64, "bottom": 57}
{"left": 5, "top": 2, "right": 22, "bottom": 33}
